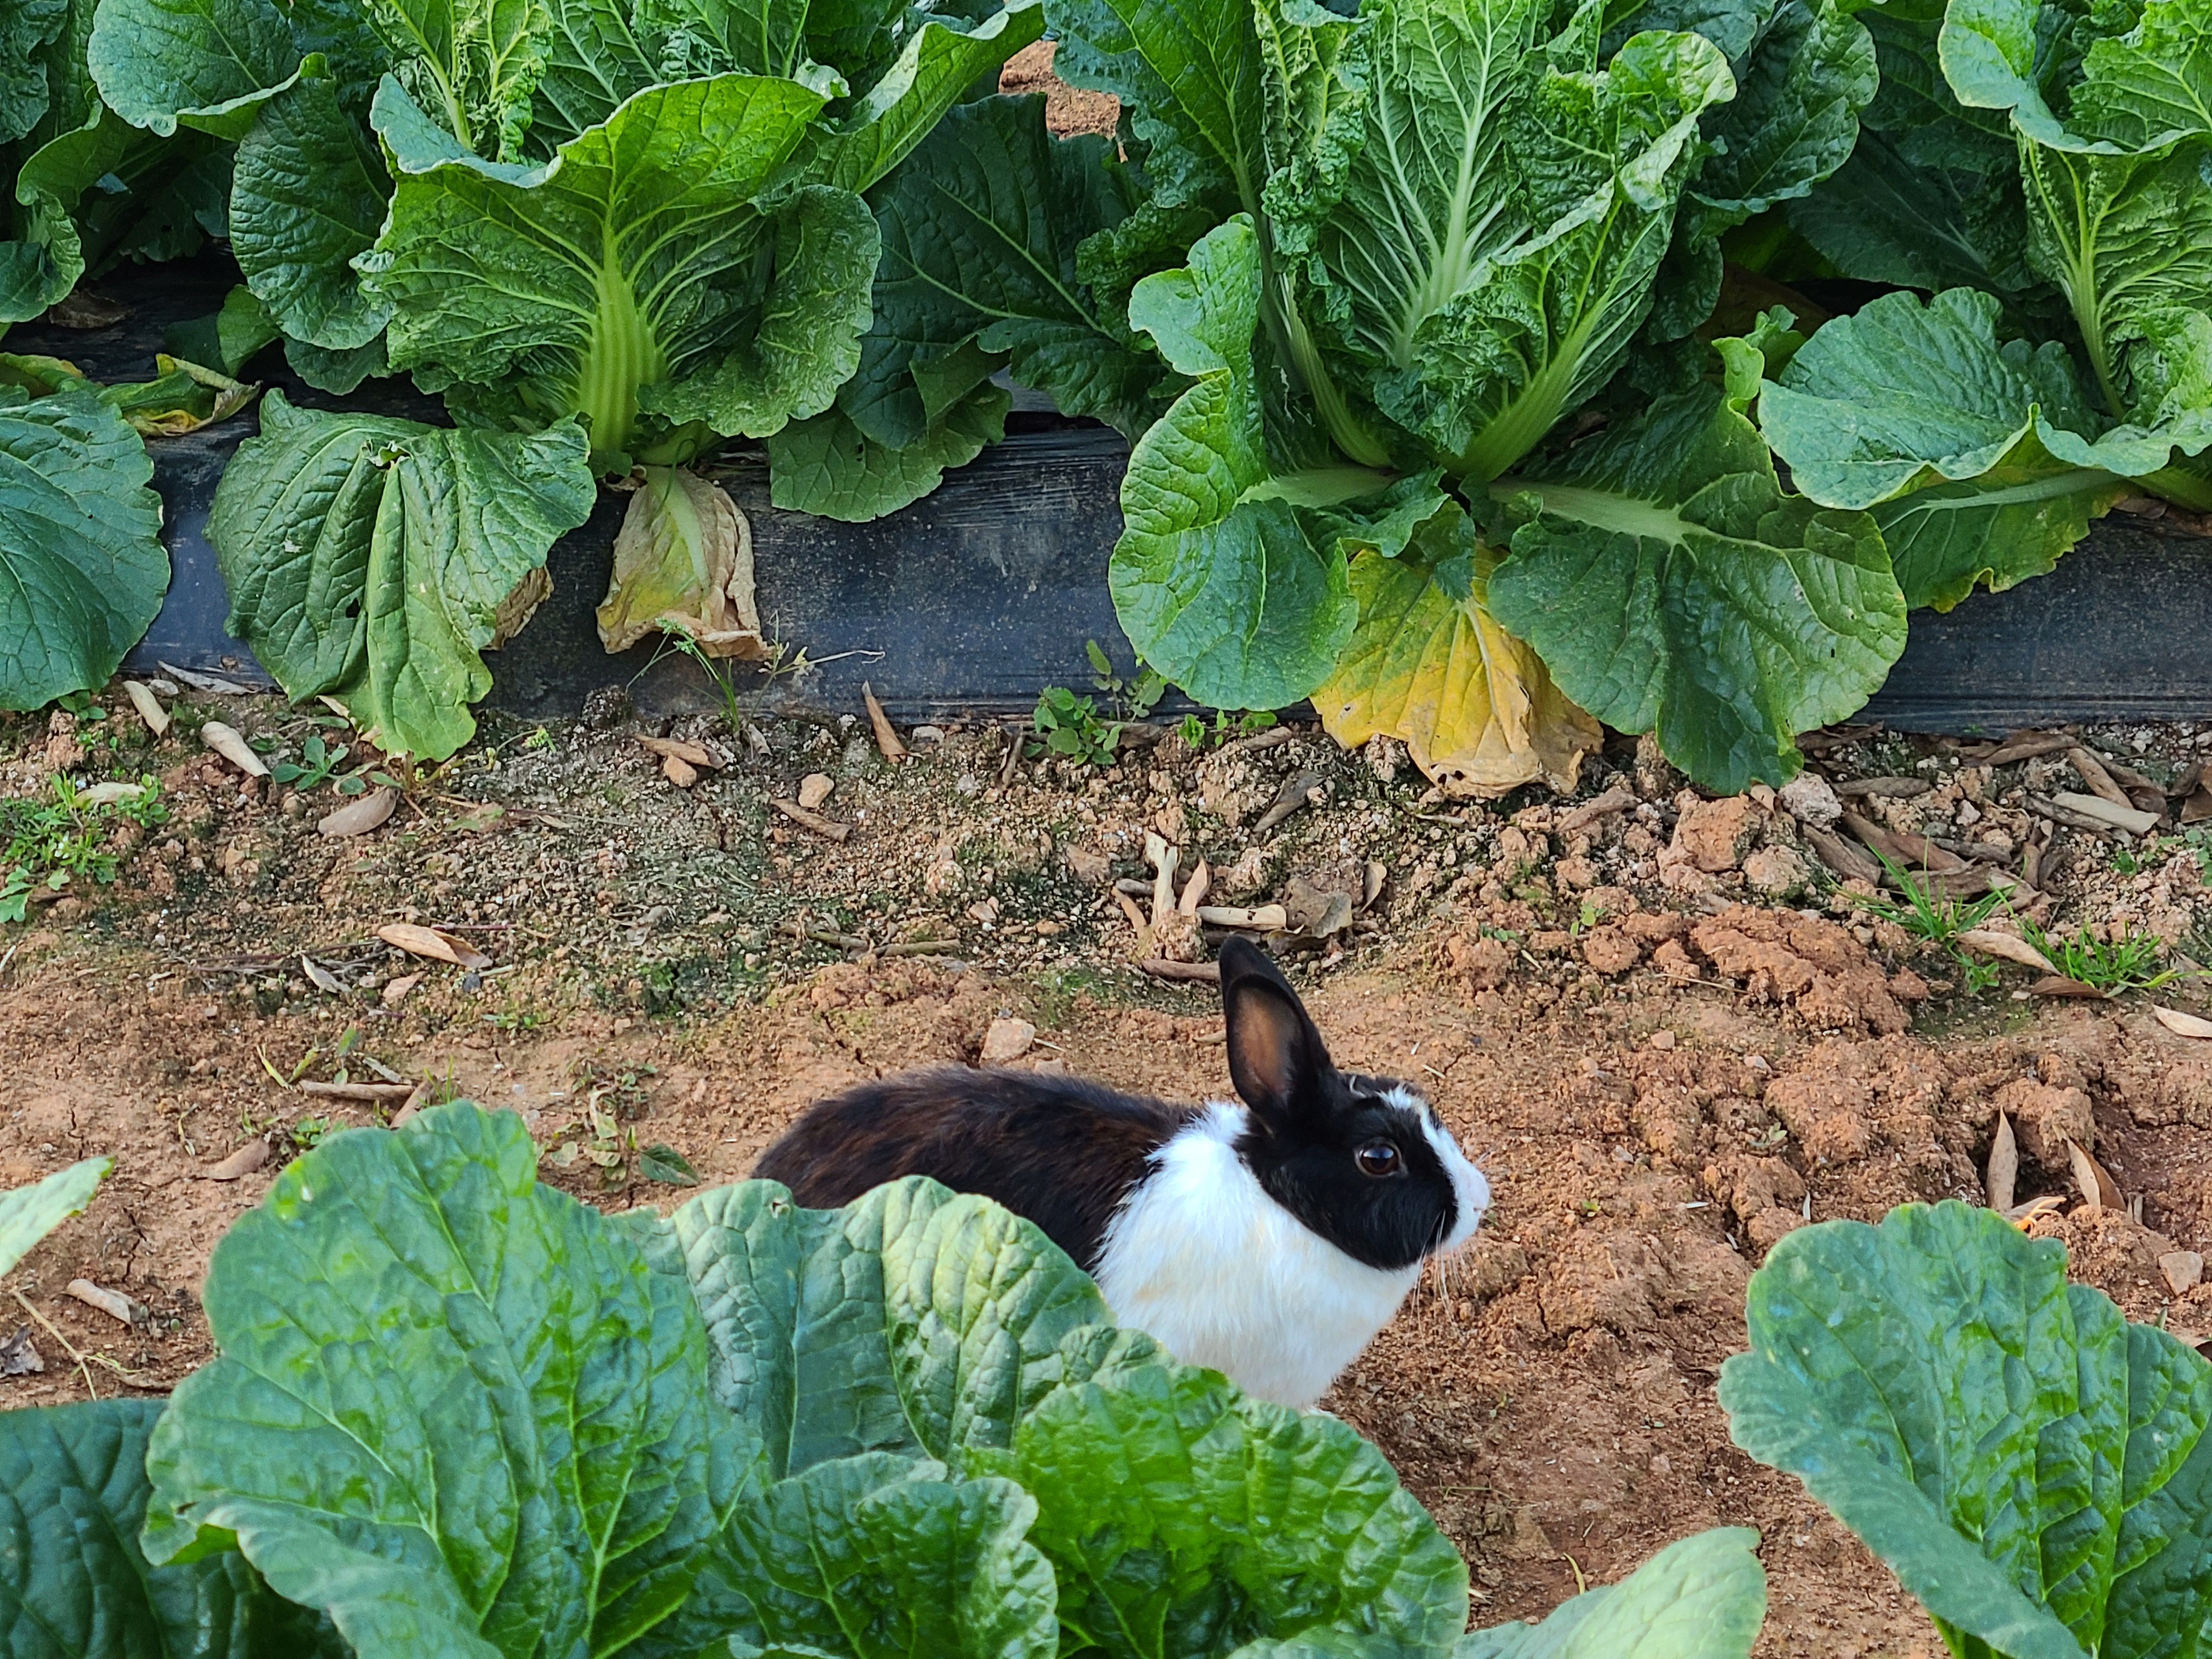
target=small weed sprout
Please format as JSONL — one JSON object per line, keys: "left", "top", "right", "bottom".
{"left": 271, "top": 732, "right": 349, "bottom": 792}
{"left": 1178, "top": 707, "right": 1279, "bottom": 749}
{"left": 2017, "top": 917, "right": 2177, "bottom": 992}
{"left": 2113, "top": 828, "right": 2212, "bottom": 880}
{"left": 651, "top": 625, "right": 749, "bottom": 740}
{"left": 0, "top": 775, "right": 171, "bottom": 916}
{"left": 1850, "top": 850, "right": 2007, "bottom": 992}
{"left": 1031, "top": 687, "right": 1122, "bottom": 767}
{"left": 0, "top": 864, "right": 32, "bottom": 924}
{"left": 1085, "top": 640, "right": 1166, "bottom": 722}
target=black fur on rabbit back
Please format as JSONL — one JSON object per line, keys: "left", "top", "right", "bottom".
{"left": 751, "top": 1065, "right": 1198, "bottom": 1271}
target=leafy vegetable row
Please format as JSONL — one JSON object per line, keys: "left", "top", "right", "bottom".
{"left": 0, "top": 0, "right": 1045, "bottom": 749}
{"left": 0, "top": 1102, "right": 1767, "bottom": 1658}
{"left": 855, "top": 0, "right": 2212, "bottom": 795}
{"left": 4, "top": 0, "right": 2209, "bottom": 790}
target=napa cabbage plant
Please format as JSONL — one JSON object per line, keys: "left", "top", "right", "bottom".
{"left": 1722, "top": 1200, "right": 2212, "bottom": 1658}
{"left": 83, "top": 0, "right": 1044, "bottom": 754}
{"left": 1750, "top": 0, "right": 2212, "bottom": 612}
{"left": 823, "top": 0, "right": 1894, "bottom": 794}
{"left": 0, "top": 1101, "right": 1773, "bottom": 1659}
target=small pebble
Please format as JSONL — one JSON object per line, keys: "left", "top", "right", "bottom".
{"left": 980, "top": 1017, "right": 1036, "bottom": 1063}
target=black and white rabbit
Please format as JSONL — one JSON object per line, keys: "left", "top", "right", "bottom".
{"left": 751, "top": 936, "right": 1489, "bottom": 1409}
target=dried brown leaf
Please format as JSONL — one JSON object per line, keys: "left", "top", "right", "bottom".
{"left": 1842, "top": 811, "right": 1966, "bottom": 874}
{"left": 122, "top": 680, "right": 171, "bottom": 737}
{"left": 1985, "top": 1113, "right": 2018, "bottom": 1213}
{"left": 596, "top": 469, "right": 766, "bottom": 657}
{"left": 1802, "top": 823, "right": 1884, "bottom": 886}
{"left": 2152, "top": 1005, "right": 2212, "bottom": 1040}
{"left": 2064, "top": 1135, "right": 2123, "bottom": 1212}
{"left": 1137, "top": 958, "right": 1221, "bottom": 984}
{"left": 202, "top": 1138, "right": 270, "bottom": 1181}
{"left": 200, "top": 721, "right": 269, "bottom": 777}
{"left": 769, "top": 799, "right": 850, "bottom": 842}
{"left": 2032, "top": 975, "right": 2110, "bottom": 999}
{"left": 1957, "top": 929, "right": 2058, "bottom": 975}
{"left": 1983, "top": 731, "right": 2076, "bottom": 765}
{"left": 319, "top": 786, "right": 397, "bottom": 838}
{"left": 637, "top": 736, "right": 714, "bottom": 767}
{"left": 0, "top": 1323, "right": 42, "bottom": 1375}
{"left": 375, "top": 923, "right": 490, "bottom": 970}
{"left": 65, "top": 1279, "right": 143, "bottom": 1327}
{"left": 863, "top": 682, "right": 907, "bottom": 761}
{"left": 2050, "top": 790, "right": 2160, "bottom": 835}
{"left": 1832, "top": 776, "right": 1931, "bottom": 798}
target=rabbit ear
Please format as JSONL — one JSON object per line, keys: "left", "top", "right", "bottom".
{"left": 1219, "top": 937, "right": 1333, "bottom": 1122}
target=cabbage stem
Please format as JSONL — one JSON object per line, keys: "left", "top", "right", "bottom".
{"left": 578, "top": 244, "right": 667, "bottom": 470}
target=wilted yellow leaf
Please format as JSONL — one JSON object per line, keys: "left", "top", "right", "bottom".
{"left": 597, "top": 465, "right": 769, "bottom": 658}
{"left": 1316, "top": 545, "right": 1598, "bottom": 798}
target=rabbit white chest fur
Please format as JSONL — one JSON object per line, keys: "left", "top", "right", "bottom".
{"left": 1094, "top": 1100, "right": 1464, "bottom": 1410}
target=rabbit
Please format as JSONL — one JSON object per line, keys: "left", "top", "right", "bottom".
{"left": 751, "top": 935, "right": 1489, "bottom": 1409}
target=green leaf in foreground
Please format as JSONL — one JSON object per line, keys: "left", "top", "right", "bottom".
{"left": 0, "top": 1153, "right": 111, "bottom": 1278}
{"left": 623, "top": 1175, "right": 1112, "bottom": 1482}
{"left": 1759, "top": 286, "right": 2139, "bottom": 610}
{"left": 210, "top": 393, "right": 595, "bottom": 760}
{"left": 142, "top": 1102, "right": 723, "bottom": 1659}
{"left": 87, "top": 0, "right": 306, "bottom": 142}
{"left": 164, "top": 283, "right": 284, "bottom": 377}
{"left": 0, "top": 386, "right": 170, "bottom": 713}
{"left": 636, "top": 1175, "right": 1471, "bottom": 1659}
{"left": 1110, "top": 216, "right": 1356, "bottom": 711}
{"left": 1454, "top": 1526, "right": 1765, "bottom": 1657}
{"left": 1721, "top": 1200, "right": 2212, "bottom": 1659}
{"left": 0, "top": 1397, "right": 347, "bottom": 1658}
{"left": 713, "top": 1452, "right": 1060, "bottom": 1659}
{"left": 1365, "top": 20, "right": 1736, "bottom": 481}
{"left": 1488, "top": 332, "right": 1904, "bottom": 793}
{"left": 639, "top": 1142, "right": 703, "bottom": 1187}
{"left": 766, "top": 381, "right": 1009, "bottom": 520}
{"left": 785, "top": 1, "right": 1048, "bottom": 195}
{"left": 973, "top": 1338, "right": 1471, "bottom": 1659}
{"left": 229, "top": 72, "right": 393, "bottom": 352}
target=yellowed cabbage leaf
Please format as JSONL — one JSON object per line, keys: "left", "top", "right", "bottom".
{"left": 596, "top": 465, "right": 768, "bottom": 658}
{"left": 0, "top": 350, "right": 258, "bottom": 436}
{"left": 1317, "top": 546, "right": 1598, "bottom": 797}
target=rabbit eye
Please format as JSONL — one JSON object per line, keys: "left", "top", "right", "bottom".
{"left": 1355, "top": 1141, "right": 1401, "bottom": 1178}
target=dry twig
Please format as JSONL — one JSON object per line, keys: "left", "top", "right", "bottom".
{"left": 770, "top": 799, "right": 851, "bottom": 842}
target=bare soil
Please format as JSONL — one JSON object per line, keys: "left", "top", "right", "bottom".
{"left": 7, "top": 689, "right": 2212, "bottom": 1657}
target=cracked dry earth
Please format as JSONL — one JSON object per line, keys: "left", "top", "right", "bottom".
{"left": 8, "top": 701, "right": 2212, "bottom": 1656}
